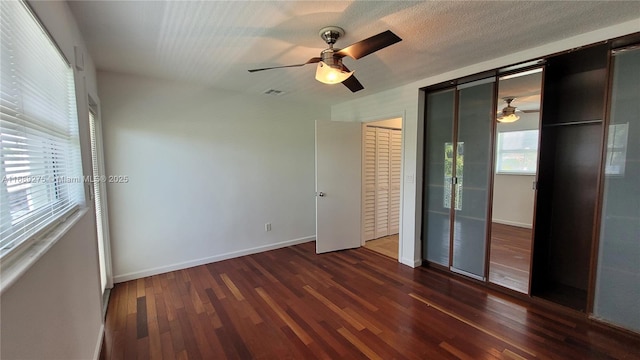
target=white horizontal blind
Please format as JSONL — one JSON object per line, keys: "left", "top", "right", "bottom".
{"left": 0, "top": 0, "right": 83, "bottom": 255}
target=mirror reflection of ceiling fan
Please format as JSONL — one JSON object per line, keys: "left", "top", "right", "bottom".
{"left": 497, "top": 97, "right": 540, "bottom": 123}
{"left": 248, "top": 26, "right": 402, "bottom": 93}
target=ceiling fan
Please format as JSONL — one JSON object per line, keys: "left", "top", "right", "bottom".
{"left": 497, "top": 97, "right": 540, "bottom": 123}
{"left": 248, "top": 26, "right": 402, "bottom": 93}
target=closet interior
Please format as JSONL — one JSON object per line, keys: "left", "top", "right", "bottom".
{"left": 363, "top": 120, "right": 402, "bottom": 259}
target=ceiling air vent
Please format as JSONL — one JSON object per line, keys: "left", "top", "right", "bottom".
{"left": 263, "top": 89, "right": 284, "bottom": 96}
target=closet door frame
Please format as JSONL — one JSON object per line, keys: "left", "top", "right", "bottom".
{"left": 485, "top": 64, "right": 546, "bottom": 296}
{"left": 361, "top": 123, "right": 403, "bottom": 245}
{"left": 423, "top": 65, "right": 546, "bottom": 291}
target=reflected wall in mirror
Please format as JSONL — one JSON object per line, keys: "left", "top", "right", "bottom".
{"left": 489, "top": 69, "right": 542, "bottom": 294}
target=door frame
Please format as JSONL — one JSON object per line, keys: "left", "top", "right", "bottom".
{"left": 359, "top": 115, "right": 405, "bottom": 262}
{"left": 88, "top": 95, "right": 114, "bottom": 294}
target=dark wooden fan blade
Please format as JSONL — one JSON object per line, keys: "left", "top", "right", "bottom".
{"left": 335, "top": 30, "right": 401, "bottom": 60}
{"left": 341, "top": 64, "right": 364, "bottom": 92}
{"left": 342, "top": 75, "right": 364, "bottom": 92}
{"left": 248, "top": 57, "right": 321, "bottom": 72}
{"left": 341, "top": 64, "right": 363, "bottom": 92}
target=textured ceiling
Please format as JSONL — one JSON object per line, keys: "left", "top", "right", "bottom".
{"left": 68, "top": 1, "right": 640, "bottom": 106}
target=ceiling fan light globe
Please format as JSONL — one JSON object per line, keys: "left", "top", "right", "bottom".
{"left": 315, "top": 61, "right": 354, "bottom": 84}
{"left": 497, "top": 113, "right": 520, "bottom": 123}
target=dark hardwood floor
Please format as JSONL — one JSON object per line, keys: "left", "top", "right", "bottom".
{"left": 101, "top": 242, "right": 640, "bottom": 359}
{"left": 489, "top": 223, "right": 532, "bottom": 293}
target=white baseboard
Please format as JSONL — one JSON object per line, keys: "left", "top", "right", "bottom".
{"left": 93, "top": 323, "right": 104, "bottom": 360}
{"left": 400, "top": 257, "right": 422, "bottom": 268}
{"left": 492, "top": 219, "right": 532, "bottom": 229}
{"left": 113, "top": 236, "right": 316, "bottom": 283}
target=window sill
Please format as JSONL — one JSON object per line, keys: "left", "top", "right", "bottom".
{"left": 0, "top": 207, "right": 90, "bottom": 295}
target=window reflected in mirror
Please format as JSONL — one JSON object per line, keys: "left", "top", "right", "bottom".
{"left": 444, "top": 142, "right": 463, "bottom": 210}
{"left": 605, "top": 123, "right": 629, "bottom": 175}
{"left": 496, "top": 130, "right": 539, "bottom": 174}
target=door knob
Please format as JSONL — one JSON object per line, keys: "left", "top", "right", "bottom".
{"left": 318, "top": 192, "right": 325, "bottom": 197}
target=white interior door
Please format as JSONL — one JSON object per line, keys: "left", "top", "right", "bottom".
{"left": 315, "top": 120, "right": 361, "bottom": 253}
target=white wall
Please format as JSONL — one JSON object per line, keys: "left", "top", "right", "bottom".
{"left": 1, "top": 1, "right": 104, "bottom": 359}
{"left": 1, "top": 214, "right": 101, "bottom": 359}
{"left": 98, "top": 72, "right": 328, "bottom": 282}
{"left": 492, "top": 175, "right": 536, "bottom": 228}
{"left": 331, "top": 19, "right": 640, "bottom": 268}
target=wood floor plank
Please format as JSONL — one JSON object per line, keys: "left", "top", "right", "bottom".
{"left": 303, "top": 284, "right": 366, "bottom": 331}
{"left": 146, "top": 318, "right": 163, "bottom": 360}
{"left": 136, "top": 278, "right": 145, "bottom": 298}
{"left": 204, "top": 288, "right": 253, "bottom": 359}
{"left": 220, "top": 273, "right": 245, "bottom": 301}
{"left": 136, "top": 297, "right": 148, "bottom": 339}
{"left": 409, "top": 292, "right": 537, "bottom": 357}
{"left": 439, "top": 341, "right": 475, "bottom": 360}
{"left": 167, "top": 319, "right": 186, "bottom": 356}
{"left": 126, "top": 281, "right": 136, "bottom": 315}
{"left": 255, "top": 286, "right": 313, "bottom": 345}
{"left": 160, "top": 330, "right": 176, "bottom": 360}
{"left": 123, "top": 313, "right": 137, "bottom": 359}
{"left": 337, "top": 327, "right": 383, "bottom": 360}
{"left": 101, "top": 242, "right": 640, "bottom": 359}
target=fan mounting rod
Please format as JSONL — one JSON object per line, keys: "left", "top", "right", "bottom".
{"left": 319, "top": 26, "right": 345, "bottom": 47}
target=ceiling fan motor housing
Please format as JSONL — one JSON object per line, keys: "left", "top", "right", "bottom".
{"left": 502, "top": 97, "right": 517, "bottom": 116}
{"left": 319, "top": 27, "right": 346, "bottom": 70}
{"left": 320, "top": 48, "right": 344, "bottom": 69}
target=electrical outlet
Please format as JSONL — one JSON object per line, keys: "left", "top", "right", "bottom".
{"left": 265, "top": 223, "right": 271, "bottom": 232}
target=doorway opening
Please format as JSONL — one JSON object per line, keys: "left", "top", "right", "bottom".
{"left": 361, "top": 118, "right": 402, "bottom": 260}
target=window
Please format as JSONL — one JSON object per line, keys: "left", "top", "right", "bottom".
{"left": 495, "top": 130, "right": 539, "bottom": 174}
{"left": 0, "top": 0, "right": 84, "bottom": 257}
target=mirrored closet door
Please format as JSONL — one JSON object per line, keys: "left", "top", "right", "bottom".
{"left": 488, "top": 69, "right": 543, "bottom": 293}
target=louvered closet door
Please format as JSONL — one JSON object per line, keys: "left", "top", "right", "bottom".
{"left": 388, "top": 130, "right": 402, "bottom": 234}
{"left": 375, "top": 128, "right": 391, "bottom": 238}
{"left": 362, "top": 127, "right": 377, "bottom": 241}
